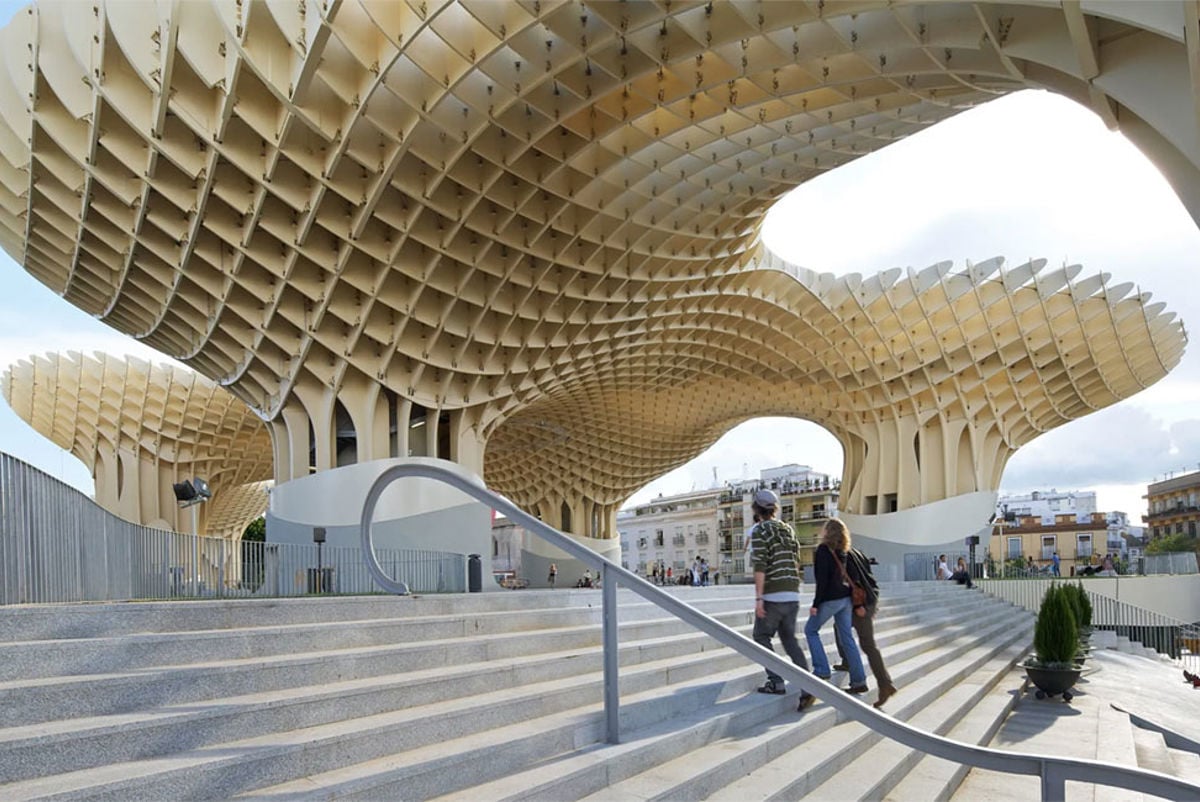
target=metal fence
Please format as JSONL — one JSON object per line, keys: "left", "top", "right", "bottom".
{"left": 0, "top": 452, "right": 464, "bottom": 604}
{"left": 1140, "top": 551, "right": 1199, "bottom": 575}
{"left": 979, "top": 577, "right": 1200, "bottom": 673}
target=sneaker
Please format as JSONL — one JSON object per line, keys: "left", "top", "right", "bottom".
{"left": 874, "top": 685, "right": 898, "bottom": 709}
{"left": 796, "top": 693, "right": 816, "bottom": 711}
{"left": 832, "top": 662, "right": 850, "bottom": 672}
{"left": 846, "top": 684, "right": 870, "bottom": 695}
{"left": 757, "top": 679, "right": 786, "bottom": 695}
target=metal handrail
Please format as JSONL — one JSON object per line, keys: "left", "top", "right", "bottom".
{"left": 359, "top": 461, "right": 1200, "bottom": 802}
{"left": 979, "top": 578, "right": 1200, "bottom": 666}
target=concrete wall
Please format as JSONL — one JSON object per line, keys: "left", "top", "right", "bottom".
{"left": 267, "top": 457, "right": 495, "bottom": 590}
{"left": 843, "top": 490, "right": 997, "bottom": 581}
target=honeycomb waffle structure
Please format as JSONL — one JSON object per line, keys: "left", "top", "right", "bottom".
{"left": 0, "top": 1, "right": 1193, "bottom": 538}
{"left": 2, "top": 351, "right": 272, "bottom": 538}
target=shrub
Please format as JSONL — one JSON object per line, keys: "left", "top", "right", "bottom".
{"left": 1073, "top": 582, "right": 1092, "bottom": 629}
{"left": 1033, "top": 585, "right": 1078, "bottom": 667}
{"left": 1060, "top": 583, "right": 1092, "bottom": 632}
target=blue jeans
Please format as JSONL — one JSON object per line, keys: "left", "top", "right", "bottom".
{"left": 805, "top": 596, "right": 866, "bottom": 686}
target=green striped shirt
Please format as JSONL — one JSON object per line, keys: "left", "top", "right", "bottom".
{"left": 751, "top": 519, "right": 801, "bottom": 596}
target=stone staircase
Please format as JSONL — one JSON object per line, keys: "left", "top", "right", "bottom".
{"left": 0, "top": 582, "right": 1036, "bottom": 800}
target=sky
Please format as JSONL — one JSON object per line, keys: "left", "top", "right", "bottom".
{"left": 0, "top": 54, "right": 1195, "bottom": 523}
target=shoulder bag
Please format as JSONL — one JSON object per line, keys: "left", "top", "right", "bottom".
{"left": 830, "top": 544, "right": 868, "bottom": 617}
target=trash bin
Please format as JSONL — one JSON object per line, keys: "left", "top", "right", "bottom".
{"left": 468, "top": 554, "right": 482, "bottom": 593}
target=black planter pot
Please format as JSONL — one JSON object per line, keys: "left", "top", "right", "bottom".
{"left": 1023, "top": 662, "right": 1082, "bottom": 701}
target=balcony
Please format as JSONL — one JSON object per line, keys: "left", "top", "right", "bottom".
{"left": 1143, "top": 504, "right": 1200, "bottom": 522}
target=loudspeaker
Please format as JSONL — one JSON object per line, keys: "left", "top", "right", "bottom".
{"left": 964, "top": 535, "right": 980, "bottom": 546}
{"left": 313, "top": 526, "right": 327, "bottom": 544}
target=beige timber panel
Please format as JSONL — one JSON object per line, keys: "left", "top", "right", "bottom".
{"left": 1, "top": 351, "right": 273, "bottom": 536}
{"left": 0, "top": 2, "right": 1193, "bottom": 537}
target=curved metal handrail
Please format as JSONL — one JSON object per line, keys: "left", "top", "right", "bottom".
{"left": 360, "top": 460, "right": 1200, "bottom": 802}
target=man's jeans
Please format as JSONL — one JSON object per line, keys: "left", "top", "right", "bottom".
{"left": 805, "top": 596, "right": 866, "bottom": 686}
{"left": 752, "top": 600, "right": 810, "bottom": 686}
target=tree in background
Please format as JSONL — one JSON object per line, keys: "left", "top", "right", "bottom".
{"left": 241, "top": 517, "right": 266, "bottom": 591}
{"left": 243, "top": 516, "right": 265, "bottom": 542}
{"left": 1145, "top": 532, "right": 1199, "bottom": 557}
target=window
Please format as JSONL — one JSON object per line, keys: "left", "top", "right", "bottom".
{"left": 654, "top": 530, "right": 664, "bottom": 547}
{"left": 1041, "top": 535, "right": 1056, "bottom": 560}
{"left": 1177, "top": 523, "right": 1185, "bottom": 535}
{"left": 1007, "top": 537, "right": 1022, "bottom": 560}
{"left": 1076, "top": 534, "right": 1092, "bottom": 558}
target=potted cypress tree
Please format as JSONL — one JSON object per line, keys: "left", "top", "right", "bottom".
{"left": 1061, "top": 583, "right": 1093, "bottom": 664}
{"left": 1024, "top": 584, "right": 1083, "bottom": 701}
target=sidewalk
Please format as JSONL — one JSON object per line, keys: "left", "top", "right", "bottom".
{"left": 956, "top": 648, "right": 1200, "bottom": 801}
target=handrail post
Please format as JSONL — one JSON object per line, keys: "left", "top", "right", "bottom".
{"left": 602, "top": 562, "right": 620, "bottom": 744}
{"left": 1041, "top": 760, "right": 1065, "bottom": 802}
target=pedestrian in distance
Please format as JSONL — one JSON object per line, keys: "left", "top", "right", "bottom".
{"left": 1051, "top": 551, "right": 1061, "bottom": 576}
{"left": 950, "top": 556, "right": 975, "bottom": 588}
{"left": 750, "top": 489, "right": 816, "bottom": 711}
{"left": 805, "top": 519, "right": 869, "bottom": 695}
{"left": 548, "top": 562, "right": 557, "bottom": 588}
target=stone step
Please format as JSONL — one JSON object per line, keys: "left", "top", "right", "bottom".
{"left": 1133, "top": 727, "right": 1175, "bottom": 776}
{"left": 1092, "top": 704, "right": 1144, "bottom": 802}
{"left": 414, "top": 606, "right": 1028, "bottom": 802}
{"left": 884, "top": 665, "right": 1027, "bottom": 802}
{"left": 0, "top": 583, "right": 1027, "bottom": 800}
{"left": 800, "top": 641, "right": 1029, "bottom": 801}
{"left": 0, "top": 589, "right": 989, "bottom": 727}
{"left": 0, "top": 594, "right": 758, "bottom": 683}
{"left": 0, "top": 591, "right": 995, "bottom": 790}
{"left": 700, "top": 620, "right": 1031, "bottom": 802}
{"left": 1167, "top": 747, "right": 1200, "bottom": 784}
{"left": 0, "top": 608, "right": 762, "bottom": 784}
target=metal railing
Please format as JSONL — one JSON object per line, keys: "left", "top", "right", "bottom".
{"left": 1141, "top": 552, "right": 1199, "bottom": 575}
{"left": 979, "top": 578, "right": 1200, "bottom": 674}
{"left": 359, "top": 461, "right": 1200, "bottom": 802}
{"left": 0, "top": 452, "right": 463, "bottom": 603}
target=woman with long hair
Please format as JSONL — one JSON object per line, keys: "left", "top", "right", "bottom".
{"left": 804, "top": 519, "right": 868, "bottom": 694}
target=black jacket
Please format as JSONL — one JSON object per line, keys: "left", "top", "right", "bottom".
{"left": 844, "top": 547, "right": 880, "bottom": 607}
{"left": 811, "top": 543, "right": 852, "bottom": 606}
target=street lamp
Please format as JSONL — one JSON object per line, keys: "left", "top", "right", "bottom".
{"left": 173, "top": 478, "right": 212, "bottom": 592}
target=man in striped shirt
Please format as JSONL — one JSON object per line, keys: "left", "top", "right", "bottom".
{"left": 751, "top": 489, "right": 816, "bottom": 711}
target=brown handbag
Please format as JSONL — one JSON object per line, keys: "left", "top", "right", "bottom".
{"left": 830, "top": 545, "right": 867, "bottom": 617}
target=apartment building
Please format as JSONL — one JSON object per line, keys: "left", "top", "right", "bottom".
{"left": 1144, "top": 469, "right": 1200, "bottom": 540}
{"left": 994, "top": 512, "right": 1111, "bottom": 574}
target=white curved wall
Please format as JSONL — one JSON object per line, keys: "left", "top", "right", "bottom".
{"left": 842, "top": 490, "right": 998, "bottom": 577}
{"left": 268, "top": 458, "right": 493, "bottom": 586}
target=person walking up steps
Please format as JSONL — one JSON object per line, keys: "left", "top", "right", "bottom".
{"left": 805, "top": 519, "right": 868, "bottom": 695}
{"left": 832, "top": 543, "right": 898, "bottom": 708}
{"left": 750, "top": 489, "right": 816, "bottom": 711}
